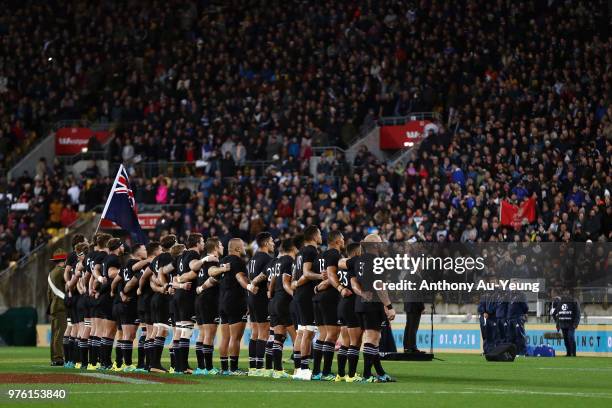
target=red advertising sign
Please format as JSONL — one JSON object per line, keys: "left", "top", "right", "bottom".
{"left": 379, "top": 120, "right": 438, "bottom": 149}
{"left": 100, "top": 213, "right": 160, "bottom": 230}
{"left": 55, "top": 127, "right": 111, "bottom": 155}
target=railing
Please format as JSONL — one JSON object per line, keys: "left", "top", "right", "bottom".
{"left": 113, "top": 159, "right": 276, "bottom": 180}
{"left": 378, "top": 111, "right": 441, "bottom": 126}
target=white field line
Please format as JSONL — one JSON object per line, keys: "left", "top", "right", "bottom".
{"left": 65, "top": 388, "right": 612, "bottom": 399}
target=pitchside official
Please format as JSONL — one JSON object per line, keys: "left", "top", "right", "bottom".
{"left": 552, "top": 292, "right": 581, "bottom": 357}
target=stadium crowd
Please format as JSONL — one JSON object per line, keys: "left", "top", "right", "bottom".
{"left": 0, "top": 0, "right": 611, "bottom": 269}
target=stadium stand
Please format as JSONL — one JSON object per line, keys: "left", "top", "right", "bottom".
{"left": 0, "top": 0, "right": 610, "bottom": 275}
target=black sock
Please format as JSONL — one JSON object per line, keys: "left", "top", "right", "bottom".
{"left": 68, "top": 337, "right": 76, "bottom": 363}
{"left": 104, "top": 337, "right": 114, "bottom": 367}
{"left": 195, "top": 342, "right": 204, "bottom": 369}
{"left": 256, "top": 339, "right": 266, "bottom": 369}
{"left": 312, "top": 340, "right": 323, "bottom": 374}
{"left": 220, "top": 356, "right": 229, "bottom": 372}
{"left": 154, "top": 337, "right": 165, "bottom": 368}
{"left": 124, "top": 340, "right": 133, "bottom": 366}
{"left": 248, "top": 339, "right": 256, "bottom": 369}
{"left": 144, "top": 339, "right": 153, "bottom": 369}
{"left": 300, "top": 354, "right": 310, "bottom": 370}
{"left": 180, "top": 338, "right": 190, "bottom": 371}
{"left": 137, "top": 332, "right": 146, "bottom": 368}
{"left": 80, "top": 339, "right": 89, "bottom": 367}
{"left": 62, "top": 336, "right": 70, "bottom": 362}
{"left": 230, "top": 356, "right": 239, "bottom": 372}
{"left": 337, "top": 346, "right": 348, "bottom": 377}
{"left": 265, "top": 340, "right": 274, "bottom": 370}
{"left": 116, "top": 340, "right": 124, "bottom": 367}
{"left": 90, "top": 336, "right": 99, "bottom": 365}
{"left": 362, "top": 343, "right": 377, "bottom": 378}
{"left": 322, "top": 341, "right": 335, "bottom": 376}
{"left": 372, "top": 348, "right": 385, "bottom": 376}
{"left": 203, "top": 344, "right": 214, "bottom": 370}
{"left": 293, "top": 351, "right": 301, "bottom": 369}
{"left": 174, "top": 340, "right": 183, "bottom": 372}
{"left": 347, "top": 346, "right": 359, "bottom": 377}
{"left": 273, "top": 342, "right": 284, "bottom": 371}
{"left": 73, "top": 337, "right": 81, "bottom": 363}
{"left": 171, "top": 339, "right": 179, "bottom": 369}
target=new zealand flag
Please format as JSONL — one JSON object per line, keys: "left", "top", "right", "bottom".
{"left": 101, "top": 165, "right": 147, "bottom": 243}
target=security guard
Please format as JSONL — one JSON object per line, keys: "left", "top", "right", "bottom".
{"left": 506, "top": 289, "right": 528, "bottom": 354}
{"left": 553, "top": 292, "right": 580, "bottom": 357}
{"left": 48, "top": 249, "right": 68, "bottom": 366}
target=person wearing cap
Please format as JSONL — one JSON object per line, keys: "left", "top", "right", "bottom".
{"left": 48, "top": 249, "right": 68, "bottom": 366}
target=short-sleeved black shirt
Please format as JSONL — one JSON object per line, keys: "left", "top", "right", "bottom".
{"left": 219, "top": 254, "right": 247, "bottom": 302}
{"left": 272, "top": 255, "right": 294, "bottom": 302}
{"left": 67, "top": 251, "right": 78, "bottom": 269}
{"left": 151, "top": 252, "right": 173, "bottom": 284}
{"left": 354, "top": 253, "right": 382, "bottom": 312}
{"left": 315, "top": 248, "right": 341, "bottom": 302}
{"left": 339, "top": 256, "right": 357, "bottom": 296}
{"left": 247, "top": 251, "right": 273, "bottom": 298}
{"left": 101, "top": 253, "right": 121, "bottom": 294}
{"left": 178, "top": 249, "right": 200, "bottom": 294}
{"left": 197, "top": 260, "right": 220, "bottom": 297}
{"left": 294, "top": 245, "right": 319, "bottom": 300}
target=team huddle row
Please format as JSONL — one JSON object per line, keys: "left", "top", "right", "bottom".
{"left": 61, "top": 226, "right": 396, "bottom": 383}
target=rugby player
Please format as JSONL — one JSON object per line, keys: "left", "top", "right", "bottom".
{"left": 168, "top": 243, "right": 186, "bottom": 373}
{"left": 193, "top": 237, "right": 228, "bottom": 375}
{"left": 211, "top": 238, "right": 252, "bottom": 375}
{"left": 148, "top": 234, "right": 177, "bottom": 372}
{"left": 136, "top": 241, "right": 161, "bottom": 372}
{"left": 351, "top": 234, "right": 395, "bottom": 383}
{"left": 98, "top": 238, "right": 124, "bottom": 370}
{"left": 138, "top": 241, "right": 162, "bottom": 371}
{"left": 336, "top": 242, "right": 362, "bottom": 381}
{"left": 62, "top": 237, "right": 87, "bottom": 368}
{"left": 311, "top": 231, "right": 344, "bottom": 381}
{"left": 291, "top": 225, "right": 322, "bottom": 380}
{"left": 246, "top": 232, "right": 274, "bottom": 376}
{"left": 268, "top": 238, "right": 299, "bottom": 378}
{"left": 175, "top": 234, "right": 206, "bottom": 374}
{"left": 86, "top": 233, "right": 112, "bottom": 369}
{"left": 110, "top": 243, "right": 151, "bottom": 371}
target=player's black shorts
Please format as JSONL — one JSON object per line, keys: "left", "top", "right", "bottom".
{"left": 169, "top": 295, "right": 178, "bottom": 326}
{"left": 76, "top": 295, "right": 88, "bottom": 322}
{"left": 290, "top": 299, "right": 299, "bottom": 330}
{"left": 248, "top": 294, "right": 269, "bottom": 323}
{"left": 270, "top": 297, "right": 292, "bottom": 327}
{"left": 119, "top": 301, "right": 139, "bottom": 326}
{"left": 338, "top": 297, "right": 359, "bottom": 328}
{"left": 195, "top": 293, "right": 219, "bottom": 325}
{"left": 88, "top": 295, "right": 98, "bottom": 319}
{"left": 112, "top": 302, "right": 123, "bottom": 327}
{"left": 151, "top": 293, "right": 170, "bottom": 325}
{"left": 314, "top": 297, "right": 339, "bottom": 326}
{"left": 219, "top": 297, "right": 247, "bottom": 325}
{"left": 295, "top": 295, "right": 315, "bottom": 326}
{"left": 357, "top": 308, "right": 387, "bottom": 330}
{"left": 175, "top": 289, "right": 196, "bottom": 322}
{"left": 138, "top": 293, "right": 153, "bottom": 325}
{"left": 96, "top": 293, "right": 114, "bottom": 320}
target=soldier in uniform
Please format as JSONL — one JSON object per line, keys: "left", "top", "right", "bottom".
{"left": 48, "top": 249, "right": 68, "bottom": 366}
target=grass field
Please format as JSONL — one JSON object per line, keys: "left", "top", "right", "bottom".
{"left": 1, "top": 347, "right": 611, "bottom": 407}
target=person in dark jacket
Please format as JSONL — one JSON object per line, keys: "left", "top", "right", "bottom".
{"left": 403, "top": 300, "right": 425, "bottom": 353}
{"left": 494, "top": 289, "right": 509, "bottom": 344}
{"left": 477, "top": 291, "right": 497, "bottom": 353}
{"left": 506, "top": 289, "right": 528, "bottom": 355}
{"left": 553, "top": 292, "right": 581, "bottom": 356}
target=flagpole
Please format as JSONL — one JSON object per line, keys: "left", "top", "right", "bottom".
{"left": 94, "top": 164, "right": 125, "bottom": 235}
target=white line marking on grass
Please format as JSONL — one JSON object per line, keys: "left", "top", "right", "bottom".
{"left": 66, "top": 388, "right": 612, "bottom": 399}
{"left": 79, "top": 373, "right": 158, "bottom": 384}
{"left": 537, "top": 367, "right": 612, "bottom": 372}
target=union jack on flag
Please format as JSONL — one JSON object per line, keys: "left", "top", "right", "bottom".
{"left": 100, "top": 164, "right": 147, "bottom": 243}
